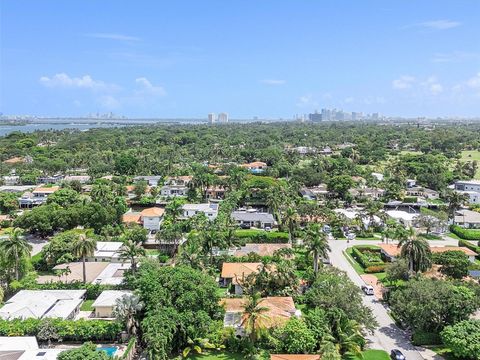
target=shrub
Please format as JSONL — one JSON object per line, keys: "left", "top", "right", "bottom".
{"left": 458, "top": 239, "right": 480, "bottom": 259}
{"left": 0, "top": 318, "right": 121, "bottom": 341}
{"left": 412, "top": 331, "right": 442, "bottom": 346}
{"left": 450, "top": 225, "right": 480, "bottom": 241}
{"left": 234, "top": 230, "right": 289, "bottom": 243}
{"left": 365, "top": 265, "right": 387, "bottom": 273}
{"left": 351, "top": 246, "right": 385, "bottom": 270}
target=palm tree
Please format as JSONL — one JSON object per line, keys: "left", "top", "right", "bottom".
{"left": 72, "top": 234, "right": 97, "bottom": 283}
{"left": 0, "top": 227, "right": 32, "bottom": 280}
{"left": 305, "top": 223, "right": 330, "bottom": 274}
{"left": 335, "top": 319, "right": 364, "bottom": 358}
{"left": 118, "top": 239, "right": 146, "bottom": 273}
{"left": 266, "top": 187, "right": 282, "bottom": 226}
{"left": 179, "top": 236, "right": 205, "bottom": 270}
{"left": 445, "top": 190, "right": 468, "bottom": 224}
{"left": 241, "top": 292, "right": 270, "bottom": 343}
{"left": 113, "top": 294, "right": 143, "bottom": 336}
{"left": 283, "top": 207, "right": 299, "bottom": 244}
{"left": 397, "top": 228, "right": 431, "bottom": 273}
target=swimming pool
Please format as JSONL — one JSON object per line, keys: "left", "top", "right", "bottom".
{"left": 96, "top": 346, "right": 118, "bottom": 357}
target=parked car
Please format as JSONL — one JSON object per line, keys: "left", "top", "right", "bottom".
{"left": 239, "top": 223, "right": 251, "bottom": 229}
{"left": 361, "top": 284, "right": 374, "bottom": 295}
{"left": 390, "top": 349, "right": 405, "bottom": 360}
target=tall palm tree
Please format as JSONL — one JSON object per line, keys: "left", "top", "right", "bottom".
{"left": 335, "top": 319, "right": 364, "bottom": 357}
{"left": 266, "top": 188, "right": 282, "bottom": 227}
{"left": 113, "top": 294, "right": 143, "bottom": 336}
{"left": 241, "top": 292, "right": 270, "bottom": 343}
{"left": 118, "top": 239, "right": 146, "bottom": 273}
{"left": 283, "top": 207, "right": 299, "bottom": 244}
{"left": 0, "top": 227, "right": 32, "bottom": 280}
{"left": 305, "top": 223, "right": 330, "bottom": 274}
{"left": 72, "top": 234, "right": 97, "bottom": 283}
{"left": 179, "top": 236, "right": 205, "bottom": 270}
{"left": 397, "top": 228, "right": 431, "bottom": 273}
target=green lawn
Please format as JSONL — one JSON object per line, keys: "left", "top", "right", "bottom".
{"left": 80, "top": 300, "right": 94, "bottom": 311}
{"left": 460, "top": 150, "right": 480, "bottom": 179}
{"left": 430, "top": 346, "right": 459, "bottom": 360}
{"left": 146, "top": 249, "right": 161, "bottom": 255}
{"left": 353, "top": 350, "right": 390, "bottom": 360}
{"left": 445, "top": 232, "right": 462, "bottom": 240}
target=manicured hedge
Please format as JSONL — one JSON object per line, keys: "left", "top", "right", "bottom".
{"left": 458, "top": 239, "right": 480, "bottom": 258}
{"left": 351, "top": 246, "right": 385, "bottom": 273}
{"left": 234, "top": 230, "right": 289, "bottom": 243}
{"left": 0, "top": 318, "right": 121, "bottom": 341}
{"left": 450, "top": 225, "right": 480, "bottom": 241}
{"left": 412, "top": 331, "right": 442, "bottom": 346}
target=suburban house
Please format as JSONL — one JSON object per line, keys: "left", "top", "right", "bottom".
{"left": 0, "top": 290, "right": 86, "bottom": 320}
{"left": 300, "top": 184, "right": 330, "bottom": 201}
{"left": 271, "top": 356, "right": 320, "bottom": 360}
{"left": 405, "top": 186, "right": 439, "bottom": 200}
{"left": 0, "top": 337, "right": 64, "bottom": 360}
{"left": 371, "top": 172, "right": 384, "bottom": 181}
{"left": 182, "top": 203, "right": 219, "bottom": 220}
{"left": 63, "top": 175, "right": 91, "bottom": 184}
{"left": 123, "top": 207, "right": 165, "bottom": 231}
{"left": 37, "top": 262, "right": 131, "bottom": 285}
{"left": 232, "top": 243, "right": 292, "bottom": 257}
{"left": 231, "top": 209, "right": 275, "bottom": 229}
{"left": 160, "top": 176, "right": 192, "bottom": 197}
{"left": 2, "top": 174, "right": 20, "bottom": 186}
{"left": 88, "top": 241, "right": 124, "bottom": 262}
{"left": 38, "top": 174, "right": 64, "bottom": 184}
{"left": 222, "top": 296, "right": 300, "bottom": 336}
{"left": 454, "top": 180, "right": 480, "bottom": 204}
{"left": 220, "top": 262, "right": 263, "bottom": 295}
{"left": 0, "top": 185, "right": 34, "bottom": 193}
{"left": 454, "top": 209, "right": 480, "bottom": 229}
{"left": 205, "top": 185, "right": 226, "bottom": 200}
{"left": 349, "top": 187, "right": 385, "bottom": 200}
{"left": 240, "top": 161, "right": 267, "bottom": 174}
{"left": 406, "top": 179, "right": 417, "bottom": 188}
{"left": 18, "top": 186, "right": 60, "bottom": 208}
{"left": 379, "top": 244, "right": 478, "bottom": 263}
{"left": 92, "top": 290, "right": 133, "bottom": 318}
{"left": 134, "top": 175, "right": 163, "bottom": 187}
{"left": 385, "top": 209, "right": 419, "bottom": 228}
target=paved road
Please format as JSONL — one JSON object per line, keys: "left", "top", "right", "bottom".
{"left": 26, "top": 234, "right": 48, "bottom": 255}
{"left": 328, "top": 239, "right": 446, "bottom": 360}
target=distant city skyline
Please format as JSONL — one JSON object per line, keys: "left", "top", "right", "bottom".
{"left": 1, "top": 1, "right": 480, "bottom": 118}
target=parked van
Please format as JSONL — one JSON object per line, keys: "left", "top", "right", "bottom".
{"left": 361, "top": 284, "right": 374, "bottom": 295}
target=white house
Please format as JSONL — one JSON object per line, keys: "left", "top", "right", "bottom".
{"left": 63, "top": 175, "right": 91, "bottom": 184}
{"left": 0, "top": 290, "right": 86, "bottom": 320}
{"left": 385, "top": 210, "right": 419, "bottom": 227}
{"left": 134, "top": 176, "right": 162, "bottom": 187}
{"left": 88, "top": 241, "right": 124, "bottom": 262}
{"left": 18, "top": 186, "right": 60, "bottom": 208}
{"left": 182, "top": 203, "right": 219, "bottom": 220}
{"left": 2, "top": 175, "right": 20, "bottom": 186}
{"left": 140, "top": 207, "right": 165, "bottom": 231}
{"left": 455, "top": 209, "right": 480, "bottom": 229}
{"left": 0, "top": 337, "right": 64, "bottom": 360}
{"left": 92, "top": 290, "right": 133, "bottom": 318}
{"left": 454, "top": 180, "right": 480, "bottom": 205}
{"left": 160, "top": 176, "right": 192, "bottom": 197}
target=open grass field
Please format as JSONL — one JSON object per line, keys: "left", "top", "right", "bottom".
{"left": 460, "top": 150, "right": 480, "bottom": 179}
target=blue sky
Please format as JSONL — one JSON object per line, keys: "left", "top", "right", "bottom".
{"left": 1, "top": 0, "right": 480, "bottom": 118}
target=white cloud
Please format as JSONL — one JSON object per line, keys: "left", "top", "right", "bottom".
{"left": 261, "top": 79, "right": 286, "bottom": 86}
{"left": 422, "top": 76, "right": 443, "bottom": 95}
{"left": 466, "top": 72, "right": 480, "bottom": 88}
{"left": 39, "top": 73, "right": 118, "bottom": 91}
{"left": 296, "top": 94, "right": 319, "bottom": 108}
{"left": 392, "top": 75, "right": 416, "bottom": 89}
{"left": 134, "top": 77, "right": 166, "bottom": 96}
{"left": 415, "top": 19, "right": 461, "bottom": 30}
{"left": 85, "top": 33, "right": 141, "bottom": 42}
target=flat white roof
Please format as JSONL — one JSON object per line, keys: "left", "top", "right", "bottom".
{"left": 183, "top": 203, "right": 218, "bottom": 212}
{"left": 0, "top": 336, "right": 39, "bottom": 350}
{"left": 94, "top": 241, "right": 123, "bottom": 258}
{"left": 386, "top": 210, "right": 418, "bottom": 222}
{"left": 92, "top": 290, "right": 133, "bottom": 307}
{"left": 0, "top": 290, "right": 85, "bottom": 320}
{"left": 456, "top": 180, "right": 480, "bottom": 185}
{"left": 94, "top": 263, "right": 131, "bottom": 285}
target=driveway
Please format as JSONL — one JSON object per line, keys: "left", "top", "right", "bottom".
{"left": 328, "top": 239, "right": 442, "bottom": 360}
{"left": 25, "top": 234, "right": 48, "bottom": 255}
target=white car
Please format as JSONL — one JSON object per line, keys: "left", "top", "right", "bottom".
{"left": 361, "top": 285, "right": 374, "bottom": 295}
